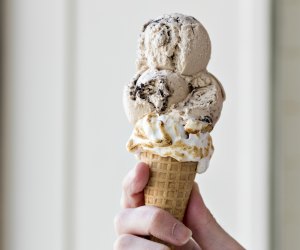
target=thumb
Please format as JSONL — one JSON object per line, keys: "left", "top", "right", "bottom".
{"left": 184, "top": 183, "right": 245, "bottom": 250}
{"left": 183, "top": 182, "right": 214, "bottom": 230}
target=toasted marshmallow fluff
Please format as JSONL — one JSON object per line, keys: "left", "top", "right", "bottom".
{"left": 127, "top": 112, "right": 214, "bottom": 173}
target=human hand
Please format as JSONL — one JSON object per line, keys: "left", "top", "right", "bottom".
{"left": 114, "top": 162, "right": 244, "bottom": 249}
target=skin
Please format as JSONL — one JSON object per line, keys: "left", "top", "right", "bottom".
{"left": 114, "top": 163, "right": 245, "bottom": 250}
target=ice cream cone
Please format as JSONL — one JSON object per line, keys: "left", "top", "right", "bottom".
{"left": 140, "top": 152, "right": 197, "bottom": 249}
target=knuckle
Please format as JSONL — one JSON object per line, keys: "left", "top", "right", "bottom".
{"left": 113, "top": 234, "right": 132, "bottom": 250}
{"left": 113, "top": 210, "right": 126, "bottom": 234}
{"left": 149, "top": 208, "right": 166, "bottom": 232}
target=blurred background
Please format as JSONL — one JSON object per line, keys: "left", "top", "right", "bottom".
{"left": 0, "top": 0, "right": 299, "bottom": 249}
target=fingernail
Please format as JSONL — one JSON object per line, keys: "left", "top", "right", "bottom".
{"left": 172, "top": 222, "right": 192, "bottom": 244}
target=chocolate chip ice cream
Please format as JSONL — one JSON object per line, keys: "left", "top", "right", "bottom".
{"left": 124, "top": 13, "right": 225, "bottom": 173}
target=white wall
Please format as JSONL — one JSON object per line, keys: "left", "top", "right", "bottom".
{"left": 1, "top": 0, "right": 270, "bottom": 250}
{"left": 1, "top": 1, "right": 65, "bottom": 250}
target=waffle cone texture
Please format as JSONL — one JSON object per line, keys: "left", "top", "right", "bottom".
{"left": 139, "top": 152, "right": 197, "bottom": 249}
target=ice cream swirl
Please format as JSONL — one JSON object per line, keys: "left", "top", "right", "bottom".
{"left": 127, "top": 112, "right": 214, "bottom": 173}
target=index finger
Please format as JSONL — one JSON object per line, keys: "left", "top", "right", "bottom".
{"left": 121, "top": 162, "right": 150, "bottom": 208}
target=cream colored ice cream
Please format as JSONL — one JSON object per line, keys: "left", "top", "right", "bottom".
{"left": 123, "top": 69, "right": 189, "bottom": 125}
{"left": 124, "top": 13, "right": 225, "bottom": 173}
{"left": 177, "top": 71, "right": 226, "bottom": 128}
{"left": 136, "top": 13, "right": 211, "bottom": 76}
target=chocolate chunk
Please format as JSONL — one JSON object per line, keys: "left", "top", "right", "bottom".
{"left": 201, "top": 116, "right": 213, "bottom": 124}
{"left": 152, "top": 18, "right": 163, "bottom": 24}
{"left": 128, "top": 74, "right": 141, "bottom": 100}
{"left": 142, "top": 20, "right": 152, "bottom": 32}
{"left": 159, "top": 89, "right": 164, "bottom": 97}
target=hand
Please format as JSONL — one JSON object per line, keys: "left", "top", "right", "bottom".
{"left": 114, "top": 163, "right": 244, "bottom": 250}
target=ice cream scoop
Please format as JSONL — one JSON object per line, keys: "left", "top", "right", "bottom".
{"left": 136, "top": 13, "right": 211, "bottom": 76}
{"left": 178, "top": 71, "right": 226, "bottom": 129}
{"left": 123, "top": 69, "right": 189, "bottom": 125}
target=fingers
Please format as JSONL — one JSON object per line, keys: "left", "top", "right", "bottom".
{"left": 183, "top": 183, "right": 213, "bottom": 228}
{"left": 184, "top": 182, "right": 221, "bottom": 247}
{"left": 114, "top": 234, "right": 169, "bottom": 250}
{"left": 121, "top": 162, "right": 149, "bottom": 208}
{"left": 114, "top": 206, "right": 192, "bottom": 246}
{"left": 184, "top": 183, "right": 245, "bottom": 249}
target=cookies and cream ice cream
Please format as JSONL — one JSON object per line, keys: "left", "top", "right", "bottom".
{"left": 123, "top": 69, "right": 189, "bottom": 125}
{"left": 124, "top": 13, "right": 225, "bottom": 173}
{"left": 136, "top": 13, "right": 211, "bottom": 75}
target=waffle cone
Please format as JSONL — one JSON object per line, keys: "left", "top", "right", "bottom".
{"left": 140, "top": 152, "right": 197, "bottom": 249}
